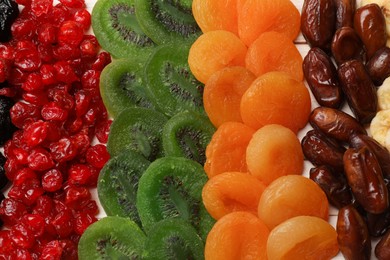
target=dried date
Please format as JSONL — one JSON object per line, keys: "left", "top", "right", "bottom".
{"left": 309, "top": 106, "right": 366, "bottom": 142}
{"left": 303, "top": 47, "right": 343, "bottom": 108}
{"left": 334, "top": 0, "right": 356, "bottom": 29}
{"left": 337, "top": 205, "right": 371, "bottom": 260}
{"left": 338, "top": 59, "right": 377, "bottom": 124}
{"left": 376, "top": 229, "right": 390, "bottom": 260}
{"left": 366, "top": 47, "right": 390, "bottom": 86}
{"left": 331, "top": 27, "right": 365, "bottom": 64}
{"left": 301, "top": 0, "right": 336, "bottom": 51}
{"left": 354, "top": 3, "right": 387, "bottom": 59}
{"left": 343, "top": 146, "right": 388, "bottom": 214}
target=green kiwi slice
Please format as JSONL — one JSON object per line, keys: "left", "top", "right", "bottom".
{"left": 98, "top": 149, "right": 150, "bottom": 227}
{"left": 92, "top": 0, "right": 156, "bottom": 59}
{"left": 162, "top": 111, "right": 215, "bottom": 165}
{"left": 100, "top": 58, "right": 155, "bottom": 119}
{"left": 143, "top": 219, "right": 204, "bottom": 260}
{"left": 106, "top": 107, "right": 168, "bottom": 159}
{"left": 134, "top": 0, "right": 201, "bottom": 45}
{"left": 78, "top": 216, "right": 146, "bottom": 259}
{"left": 136, "top": 156, "right": 214, "bottom": 240}
{"left": 144, "top": 44, "right": 205, "bottom": 117}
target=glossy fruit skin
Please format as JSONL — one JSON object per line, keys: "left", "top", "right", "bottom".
{"left": 366, "top": 47, "right": 390, "bottom": 86}
{"left": 331, "top": 27, "right": 365, "bottom": 65}
{"left": 334, "top": 0, "right": 356, "bottom": 29}
{"left": 0, "top": 0, "right": 19, "bottom": 42}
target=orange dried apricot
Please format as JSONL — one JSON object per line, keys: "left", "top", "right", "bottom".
{"left": 267, "top": 216, "right": 339, "bottom": 260}
{"left": 204, "top": 122, "right": 255, "bottom": 179}
{"left": 205, "top": 211, "right": 269, "bottom": 260}
{"left": 188, "top": 30, "right": 247, "bottom": 84}
{"left": 245, "top": 31, "right": 303, "bottom": 81}
{"left": 237, "top": 0, "right": 301, "bottom": 46}
{"left": 246, "top": 124, "right": 304, "bottom": 185}
{"left": 258, "top": 175, "right": 329, "bottom": 230}
{"left": 240, "top": 71, "right": 311, "bottom": 133}
{"left": 203, "top": 66, "right": 256, "bottom": 127}
{"left": 192, "top": 0, "right": 239, "bottom": 35}
{"left": 202, "top": 171, "right": 266, "bottom": 220}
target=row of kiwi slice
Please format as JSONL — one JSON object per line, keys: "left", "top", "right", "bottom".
{"left": 82, "top": 0, "right": 214, "bottom": 257}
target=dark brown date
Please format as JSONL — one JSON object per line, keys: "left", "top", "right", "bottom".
{"left": 303, "top": 47, "right": 343, "bottom": 108}
{"left": 376, "top": 229, "right": 390, "bottom": 260}
{"left": 338, "top": 59, "right": 377, "bottom": 124}
{"left": 337, "top": 205, "right": 371, "bottom": 260}
{"left": 334, "top": 0, "right": 356, "bottom": 29}
{"left": 331, "top": 27, "right": 365, "bottom": 64}
{"left": 309, "top": 106, "right": 366, "bottom": 142}
{"left": 350, "top": 134, "right": 390, "bottom": 180}
{"left": 354, "top": 3, "right": 387, "bottom": 59}
{"left": 309, "top": 165, "right": 354, "bottom": 208}
{"left": 366, "top": 47, "right": 390, "bottom": 86}
{"left": 301, "top": 0, "right": 336, "bottom": 51}
{"left": 343, "top": 146, "right": 389, "bottom": 214}
{"left": 301, "top": 129, "right": 345, "bottom": 171}
{"left": 366, "top": 208, "right": 390, "bottom": 237}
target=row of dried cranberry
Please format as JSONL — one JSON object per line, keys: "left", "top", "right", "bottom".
{"left": 0, "top": 0, "right": 112, "bottom": 258}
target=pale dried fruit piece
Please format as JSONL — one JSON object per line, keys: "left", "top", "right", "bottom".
{"left": 377, "top": 77, "right": 390, "bottom": 110}
{"left": 370, "top": 109, "right": 390, "bottom": 150}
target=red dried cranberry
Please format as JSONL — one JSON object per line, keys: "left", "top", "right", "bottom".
{"left": 86, "top": 144, "right": 109, "bottom": 169}
{"left": 49, "top": 137, "right": 77, "bottom": 163}
{"left": 49, "top": 89, "right": 74, "bottom": 111}
{"left": 79, "top": 36, "right": 99, "bottom": 59}
{"left": 40, "top": 240, "right": 63, "bottom": 259}
{"left": 59, "top": 0, "right": 85, "bottom": 8}
{"left": 22, "top": 73, "right": 44, "bottom": 92}
{"left": 37, "top": 43, "right": 55, "bottom": 63}
{"left": 41, "top": 102, "right": 69, "bottom": 121}
{"left": 0, "top": 230, "right": 14, "bottom": 253}
{"left": 45, "top": 121, "right": 63, "bottom": 142}
{"left": 74, "top": 211, "right": 96, "bottom": 235}
{"left": 82, "top": 199, "right": 98, "bottom": 215}
{"left": 20, "top": 214, "right": 45, "bottom": 238}
{"left": 91, "top": 51, "right": 111, "bottom": 71}
{"left": 40, "top": 64, "right": 57, "bottom": 86}
{"left": 70, "top": 133, "right": 90, "bottom": 155}
{"left": 22, "top": 91, "right": 49, "bottom": 106}
{"left": 50, "top": 209, "right": 73, "bottom": 238}
{"left": 37, "top": 23, "right": 57, "bottom": 45}
{"left": 68, "top": 164, "right": 92, "bottom": 185}
{"left": 23, "top": 120, "right": 48, "bottom": 147}
{"left": 0, "top": 58, "right": 11, "bottom": 83}
{"left": 0, "top": 44, "right": 15, "bottom": 60}
{"left": 11, "top": 19, "right": 36, "bottom": 40}
{"left": 64, "top": 185, "right": 90, "bottom": 209}
{"left": 32, "top": 195, "right": 54, "bottom": 217}
{"left": 15, "top": 248, "right": 33, "bottom": 260}
{"left": 81, "top": 70, "right": 100, "bottom": 90}
{"left": 32, "top": 0, "right": 53, "bottom": 17}
{"left": 10, "top": 223, "right": 36, "bottom": 249}
{"left": 95, "top": 119, "right": 112, "bottom": 144}
{"left": 27, "top": 147, "right": 55, "bottom": 171}
{"left": 74, "top": 90, "right": 91, "bottom": 117}
{"left": 9, "top": 67, "right": 29, "bottom": 85}
{"left": 13, "top": 168, "right": 37, "bottom": 186}
{"left": 53, "top": 61, "right": 78, "bottom": 84}
{"left": 57, "top": 21, "right": 83, "bottom": 46}
{"left": 14, "top": 48, "right": 42, "bottom": 72}
{"left": 42, "top": 168, "right": 63, "bottom": 192}
{"left": 10, "top": 101, "right": 42, "bottom": 129}
{"left": 0, "top": 198, "right": 28, "bottom": 226}
{"left": 12, "top": 147, "right": 29, "bottom": 165}
{"left": 4, "top": 157, "right": 23, "bottom": 181}
{"left": 53, "top": 43, "right": 81, "bottom": 61}
{"left": 73, "top": 9, "right": 91, "bottom": 31}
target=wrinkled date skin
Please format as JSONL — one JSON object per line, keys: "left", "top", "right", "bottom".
{"left": 350, "top": 134, "right": 390, "bottom": 180}
{"left": 309, "top": 165, "right": 354, "bottom": 209}
{"left": 376, "top": 229, "right": 390, "bottom": 260}
{"left": 303, "top": 47, "right": 343, "bottom": 108}
{"left": 343, "top": 146, "right": 389, "bottom": 214}
{"left": 301, "top": 0, "right": 336, "bottom": 51}
{"left": 338, "top": 59, "right": 377, "bottom": 124}
{"left": 354, "top": 3, "right": 387, "bottom": 59}
{"left": 331, "top": 27, "right": 365, "bottom": 64}
{"left": 309, "top": 106, "right": 366, "bottom": 142}
{"left": 301, "top": 129, "right": 345, "bottom": 171}
{"left": 334, "top": 0, "right": 356, "bottom": 29}
{"left": 366, "top": 47, "right": 390, "bottom": 86}
{"left": 366, "top": 208, "right": 390, "bottom": 237}
{"left": 337, "top": 205, "right": 371, "bottom": 260}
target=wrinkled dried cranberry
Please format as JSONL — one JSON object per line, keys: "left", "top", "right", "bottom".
{"left": 49, "top": 137, "right": 77, "bottom": 163}
{"left": 90, "top": 51, "right": 111, "bottom": 71}
{"left": 57, "top": 20, "right": 83, "bottom": 46}
{"left": 23, "top": 120, "right": 48, "bottom": 147}
{"left": 68, "top": 164, "right": 92, "bottom": 185}
{"left": 74, "top": 211, "right": 96, "bottom": 235}
{"left": 10, "top": 101, "right": 41, "bottom": 129}
{"left": 41, "top": 102, "right": 68, "bottom": 121}
{"left": 86, "top": 144, "right": 109, "bottom": 169}
{"left": 0, "top": 198, "right": 28, "bottom": 226}
{"left": 41, "top": 168, "right": 63, "bottom": 192}
{"left": 73, "top": 9, "right": 91, "bottom": 31}
{"left": 10, "top": 222, "right": 35, "bottom": 249}
{"left": 27, "top": 148, "right": 55, "bottom": 171}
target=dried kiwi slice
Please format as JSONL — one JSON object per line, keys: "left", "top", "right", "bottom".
{"left": 92, "top": 0, "right": 156, "bottom": 58}
{"left": 78, "top": 216, "right": 146, "bottom": 259}
{"left": 144, "top": 44, "right": 205, "bottom": 117}
{"left": 162, "top": 111, "right": 215, "bottom": 165}
{"left": 136, "top": 156, "right": 214, "bottom": 240}
{"left": 100, "top": 58, "right": 155, "bottom": 118}
{"left": 107, "top": 107, "right": 168, "bottom": 159}
{"left": 134, "top": 0, "right": 201, "bottom": 45}
{"left": 143, "top": 219, "right": 204, "bottom": 260}
{"left": 98, "top": 149, "right": 150, "bottom": 227}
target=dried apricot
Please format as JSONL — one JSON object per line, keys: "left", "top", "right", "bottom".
{"left": 246, "top": 124, "right": 304, "bottom": 185}
{"left": 205, "top": 211, "right": 269, "bottom": 260}
{"left": 245, "top": 31, "right": 303, "bottom": 81}
{"left": 258, "top": 175, "right": 329, "bottom": 230}
{"left": 203, "top": 66, "right": 256, "bottom": 127}
{"left": 202, "top": 171, "right": 266, "bottom": 220}
{"left": 192, "top": 0, "right": 239, "bottom": 35}
{"left": 238, "top": 0, "right": 301, "bottom": 46}
{"left": 267, "top": 216, "right": 339, "bottom": 260}
{"left": 188, "top": 30, "right": 247, "bottom": 84}
{"left": 204, "top": 122, "right": 255, "bottom": 179}
{"left": 240, "top": 72, "right": 311, "bottom": 133}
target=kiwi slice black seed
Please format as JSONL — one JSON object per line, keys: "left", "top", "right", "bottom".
{"left": 144, "top": 44, "right": 205, "bottom": 117}
{"left": 100, "top": 58, "right": 156, "bottom": 119}
{"left": 92, "top": 0, "right": 156, "bottom": 59}
{"left": 106, "top": 107, "right": 168, "bottom": 159}
{"left": 134, "top": 0, "right": 201, "bottom": 45}
{"left": 143, "top": 219, "right": 204, "bottom": 260}
{"left": 78, "top": 216, "right": 146, "bottom": 259}
{"left": 162, "top": 111, "right": 215, "bottom": 165}
{"left": 136, "top": 156, "right": 214, "bottom": 240}
{"left": 98, "top": 149, "right": 150, "bottom": 227}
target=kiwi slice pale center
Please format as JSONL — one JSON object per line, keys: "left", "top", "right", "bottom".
{"left": 96, "top": 236, "right": 141, "bottom": 259}
{"left": 177, "top": 127, "right": 205, "bottom": 162}
{"left": 130, "top": 123, "right": 161, "bottom": 161}
{"left": 120, "top": 73, "right": 154, "bottom": 108}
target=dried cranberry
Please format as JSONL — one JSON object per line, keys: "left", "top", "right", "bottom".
{"left": 27, "top": 147, "right": 55, "bottom": 171}
{"left": 41, "top": 102, "right": 68, "bottom": 121}
{"left": 64, "top": 185, "right": 90, "bottom": 209}
{"left": 20, "top": 214, "right": 45, "bottom": 238}
{"left": 10, "top": 101, "right": 41, "bottom": 129}
{"left": 53, "top": 61, "right": 78, "bottom": 84}
{"left": 37, "top": 23, "right": 57, "bottom": 45}
{"left": 95, "top": 119, "right": 112, "bottom": 144}
{"left": 68, "top": 164, "right": 92, "bottom": 185}
{"left": 86, "top": 144, "right": 109, "bottom": 169}
{"left": 13, "top": 168, "right": 37, "bottom": 186}
{"left": 22, "top": 91, "right": 49, "bottom": 106}
{"left": 12, "top": 147, "right": 29, "bottom": 165}
{"left": 31, "top": 0, "right": 53, "bottom": 17}
{"left": 90, "top": 51, "right": 111, "bottom": 71}
{"left": 40, "top": 240, "right": 63, "bottom": 259}
{"left": 50, "top": 208, "right": 73, "bottom": 238}
{"left": 73, "top": 9, "right": 91, "bottom": 31}
{"left": 0, "top": 198, "right": 28, "bottom": 226}
{"left": 42, "top": 168, "right": 63, "bottom": 192}
{"left": 40, "top": 64, "right": 57, "bottom": 86}
{"left": 49, "top": 137, "right": 77, "bottom": 163}
{"left": 57, "top": 20, "right": 83, "bottom": 46}
{"left": 74, "top": 211, "right": 96, "bottom": 235}
{"left": 14, "top": 48, "right": 42, "bottom": 72}
{"left": 59, "top": 0, "right": 84, "bottom": 8}
{"left": 0, "top": 230, "right": 14, "bottom": 253}
{"left": 23, "top": 120, "right": 48, "bottom": 147}
{"left": 81, "top": 69, "right": 100, "bottom": 90}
